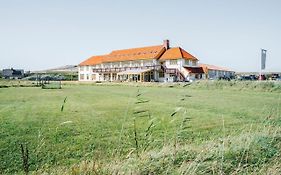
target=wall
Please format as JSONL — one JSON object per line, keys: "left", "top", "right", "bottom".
{"left": 207, "top": 69, "right": 234, "bottom": 79}
{"left": 165, "top": 59, "right": 182, "bottom": 69}
{"left": 79, "top": 66, "right": 96, "bottom": 81}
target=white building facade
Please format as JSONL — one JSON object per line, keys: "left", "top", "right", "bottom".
{"left": 78, "top": 40, "right": 206, "bottom": 82}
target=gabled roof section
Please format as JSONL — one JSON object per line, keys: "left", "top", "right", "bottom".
{"left": 160, "top": 47, "right": 198, "bottom": 61}
{"left": 79, "top": 45, "right": 166, "bottom": 66}
{"left": 105, "top": 45, "right": 165, "bottom": 62}
{"left": 78, "top": 40, "right": 200, "bottom": 66}
{"left": 79, "top": 55, "right": 106, "bottom": 66}
{"left": 199, "top": 63, "right": 232, "bottom": 72}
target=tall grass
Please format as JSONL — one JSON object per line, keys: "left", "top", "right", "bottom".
{"left": 191, "top": 80, "right": 281, "bottom": 92}
{"left": 0, "top": 84, "right": 280, "bottom": 174}
{"left": 40, "top": 117, "right": 280, "bottom": 174}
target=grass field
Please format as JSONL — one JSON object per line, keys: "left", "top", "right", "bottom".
{"left": 0, "top": 82, "right": 281, "bottom": 174}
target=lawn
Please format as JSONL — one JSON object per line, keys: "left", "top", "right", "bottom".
{"left": 0, "top": 82, "right": 280, "bottom": 174}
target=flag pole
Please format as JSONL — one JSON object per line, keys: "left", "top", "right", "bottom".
{"left": 260, "top": 49, "right": 262, "bottom": 81}
{"left": 260, "top": 49, "right": 267, "bottom": 81}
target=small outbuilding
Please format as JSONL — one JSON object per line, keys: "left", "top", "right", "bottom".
{"left": 2, "top": 68, "right": 24, "bottom": 79}
{"left": 199, "top": 64, "right": 235, "bottom": 79}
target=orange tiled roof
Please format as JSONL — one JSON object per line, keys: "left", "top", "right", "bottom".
{"left": 79, "top": 45, "right": 165, "bottom": 66}
{"left": 79, "top": 55, "right": 106, "bottom": 66}
{"left": 159, "top": 47, "right": 198, "bottom": 61}
{"left": 199, "top": 63, "right": 231, "bottom": 72}
{"left": 106, "top": 45, "right": 165, "bottom": 62}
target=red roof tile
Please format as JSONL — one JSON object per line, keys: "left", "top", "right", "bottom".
{"left": 199, "top": 63, "right": 231, "bottom": 72}
{"left": 79, "top": 45, "right": 165, "bottom": 66}
{"left": 105, "top": 45, "right": 165, "bottom": 62}
{"left": 159, "top": 47, "right": 198, "bottom": 61}
{"left": 79, "top": 42, "right": 199, "bottom": 66}
{"left": 79, "top": 55, "right": 106, "bottom": 66}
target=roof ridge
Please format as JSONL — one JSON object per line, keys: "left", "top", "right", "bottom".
{"left": 180, "top": 47, "right": 198, "bottom": 60}
{"left": 178, "top": 47, "right": 183, "bottom": 58}
{"left": 154, "top": 47, "right": 166, "bottom": 59}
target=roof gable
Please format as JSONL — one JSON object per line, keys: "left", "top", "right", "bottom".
{"left": 180, "top": 48, "right": 198, "bottom": 61}
{"left": 78, "top": 41, "right": 199, "bottom": 66}
{"left": 160, "top": 47, "right": 198, "bottom": 61}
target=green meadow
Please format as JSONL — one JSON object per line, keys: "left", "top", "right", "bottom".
{"left": 0, "top": 82, "right": 280, "bottom": 174}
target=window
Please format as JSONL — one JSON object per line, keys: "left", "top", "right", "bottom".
{"left": 80, "top": 74, "right": 84, "bottom": 80}
{"left": 86, "top": 74, "right": 89, "bottom": 80}
{"left": 143, "top": 60, "right": 152, "bottom": 66}
{"left": 192, "top": 61, "right": 197, "bottom": 66}
{"left": 159, "top": 70, "right": 164, "bottom": 78}
{"left": 185, "top": 60, "right": 190, "bottom": 65}
{"left": 122, "top": 61, "right": 129, "bottom": 67}
{"left": 86, "top": 66, "right": 89, "bottom": 71}
{"left": 132, "top": 61, "right": 141, "bottom": 67}
{"left": 80, "top": 66, "right": 84, "bottom": 71}
{"left": 104, "top": 64, "right": 109, "bottom": 68}
{"left": 170, "top": 60, "right": 177, "bottom": 65}
{"left": 91, "top": 74, "right": 96, "bottom": 80}
{"left": 113, "top": 63, "right": 119, "bottom": 68}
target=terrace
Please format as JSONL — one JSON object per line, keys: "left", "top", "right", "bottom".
{"left": 91, "top": 65, "right": 161, "bottom": 73}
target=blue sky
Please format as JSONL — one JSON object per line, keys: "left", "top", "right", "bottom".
{"left": 0, "top": 0, "right": 280, "bottom": 72}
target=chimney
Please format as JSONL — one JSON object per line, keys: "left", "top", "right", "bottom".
{"left": 163, "top": 39, "right": 170, "bottom": 49}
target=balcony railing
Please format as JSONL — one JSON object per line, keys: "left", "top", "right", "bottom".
{"left": 92, "top": 65, "right": 161, "bottom": 73}
{"left": 161, "top": 65, "right": 185, "bottom": 81}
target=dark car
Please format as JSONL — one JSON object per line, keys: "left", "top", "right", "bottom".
{"left": 238, "top": 75, "right": 255, "bottom": 81}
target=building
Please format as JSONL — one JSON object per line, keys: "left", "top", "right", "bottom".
{"left": 199, "top": 63, "right": 235, "bottom": 79}
{"left": 2, "top": 68, "right": 24, "bottom": 79}
{"left": 79, "top": 40, "right": 204, "bottom": 82}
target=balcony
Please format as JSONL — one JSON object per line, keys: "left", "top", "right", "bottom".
{"left": 92, "top": 65, "right": 161, "bottom": 73}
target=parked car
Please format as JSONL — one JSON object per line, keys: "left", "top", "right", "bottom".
{"left": 237, "top": 75, "right": 257, "bottom": 81}
{"left": 218, "top": 76, "right": 231, "bottom": 81}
